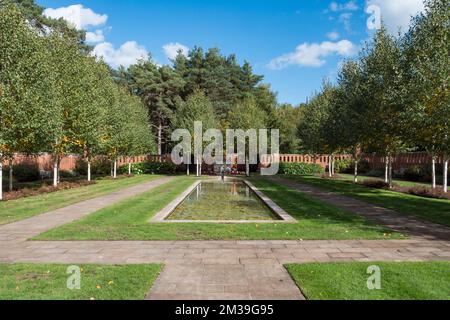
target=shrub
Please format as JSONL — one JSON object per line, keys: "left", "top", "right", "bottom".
{"left": 366, "top": 169, "right": 385, "bottom": 178}
{"left": 278, "top": 162, "right": 325, "bottom": 175}
{"left": 402, "top": 165, "right": 433, "bottom": 182}
{"left": 8, "top": 164, "right": 40, "bottom": 182}
{"left": 75, "top": 158, "right": 111, "bottom": 176}
{"left": 359, "top": 179, "right": 392, "bottom": 189}
{"left": 334, "top": 158, "right": 353, "bottom": 173}
{"left": 59, "top": 170, "right": 78, "bottom": 179}
{"left": 406, "top": 186, "right": 450, "bottom": 200}
{"left": 119, "top": 162, "right": 177, "bottom": 175}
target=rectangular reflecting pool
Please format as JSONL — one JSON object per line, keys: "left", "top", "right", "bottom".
{"left": 167, "top": 180, "right": 281, "bottom": 221}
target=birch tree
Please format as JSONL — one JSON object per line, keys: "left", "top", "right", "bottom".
{"left": 0, "top": 5, "right": 61, "bottom": 195}
{"left": 360, "top": 26, "right": 406, "bottom": 188}
{"left": 402, "top": 0, "right": 450, "bottom": 191}
{"left": 331, "top": 61, "right": 368, "bottom": 182}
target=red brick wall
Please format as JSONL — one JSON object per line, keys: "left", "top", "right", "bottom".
{"left": 261, "top": 153, "right": 443, "bottom": 170}
{"left": 2, "top": 153, "right": 167, "bottom": 172}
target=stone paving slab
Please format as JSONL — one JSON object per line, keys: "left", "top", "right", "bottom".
{"left": 268, "top": 176, "right": 450, "bottom": 241}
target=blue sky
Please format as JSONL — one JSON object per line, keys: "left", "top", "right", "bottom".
{"left": 37, "top": 0, "right": 425, "bottom": 105}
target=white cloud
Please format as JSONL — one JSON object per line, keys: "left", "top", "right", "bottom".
{"left": 163, "top": 42, "right": 189, "bottom": 60}
{"left": 339, "top": 12, "right": 353, "bottom": 32}
{"left": 327, "top": 31, "right": 340, "bottom": 40}
{"left": 92, "top": 41, "right": 149, "bottom": 68}
{"left": 268, "top": 40, "right": 358, "bottom": 69}
{"left": 43, "top": 4, "right": 107, "bottom": 30}
{"left": 366, "top": 0, "right": 425, "bottom": 34}
{"left": 86, "top": 30, "right": 105, "bottom": 43}
{"left": 329, "top": 1, "right": 359, "bottom": 12}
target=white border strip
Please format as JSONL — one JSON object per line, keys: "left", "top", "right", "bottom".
{"left": 150, "top": 180, "right": 201, "bottom": 222}
{"left": 244, "top": 180, "right": 297, "bottom": 223}
{"left": 150, "top": 179, "right": 297, "bottom": 224}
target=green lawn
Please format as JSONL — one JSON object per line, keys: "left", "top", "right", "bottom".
{"left": 286, "top": 175, "right": 450, "bottom": 227}
{"left": 339, "top": 173, "right": 433, "bottom": 188}
{"left": 0, "top": 263, "right": 162, "bottom": 300}
{"left": 286, "top": 262, "right": 450, "bottom": 300}
{"left": 0, "top": 175, "right": 163, "bottom": 225}
{"left": 35, "top": 176, "right": 404, "bottom": 241}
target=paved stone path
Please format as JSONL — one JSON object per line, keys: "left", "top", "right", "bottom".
{"left": 0, "top": 176, "right": 175, "bottom": 242}
{"left": 0, "top": 176, "right": 449, "bottom": 300}
{"left": 269, "top": 176, "right": 450, "bottom": 241}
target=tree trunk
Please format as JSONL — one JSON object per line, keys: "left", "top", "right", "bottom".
{"left": 384, "top": 156, "right": 389, "bottom": 183}
{"left": 113, "top": 159, "right": 117, "bottom": 179}
{"left": 332, "top": 155, "right": 335, "bottom": 176}
{"left": 57, "top": 158, "right": 61, "bottom": 184}
{"left": 53, "top": 157, "right": 58, "bottom": 187}
{"left": 432, "top": 156, "right": 436, "bottom": 189}
{"left": 187, "top": 164, "right": 190, "bottom": 176}
{"left": 157, "top": 122, "right": 163, "bottom": 156}
{"left": 246, "top": 156, "right": 250, "bottom": 177}
{"left": 388, "top": 156, "right": 393, "bottom": 189}
{"left": 444, "top": 158, "right": 448, "bottom": 193}
{"left": 128, "top": 162, "right": 132, "bottom": 175}
{"left": 354, "top": 160, "right": 359, "bottom": 183}
{"left": 8, "top": 158, "right": 13, "bottom": 192}
{"left": 328, "top": 155, "right": 332, "bottom": 178}
{"left": 0, "top": 155, "right": 3, "bottom": 201}
{"left": 87, "top": 160, "right": 91, "bottom": 182}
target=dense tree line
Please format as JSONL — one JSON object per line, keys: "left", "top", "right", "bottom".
{"left": 114, "top": 47, "right": 284, "bottom": 155}
{"left": 298, "top": 0, "right": 449, "bottom": 192}
{"left": 0, "top": 4, "right": 155, "bottom": 199}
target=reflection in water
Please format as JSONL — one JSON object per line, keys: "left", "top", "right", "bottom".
{"left": 168, "top": 180, "right": 279, "bottom": 221}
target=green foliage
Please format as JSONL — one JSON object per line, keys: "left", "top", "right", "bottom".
{"left": 172, "top": 91, "right": 217, "bottom": 141}
{"left": 297, "top": 82, "right": 337, "bottom": 155}
{"left": 334, "top": 158, "right": 353, "bottom": 173}
{"left": 0, "top": 5, "right": 62, "bottom": 157}
{"left": 119, "top": 162, "right": 177, "bottom": 175}
{"left": 75, "top": 158, "right": 111, "bottom": 176}
{"left": 277, "top": 104, "right": 303, "bottom": 154}
{"left": 278, "top": 163, "right": 325, "bottom": 176}
{"left": 8, "top": 163, "right": 40, "bottom": 182}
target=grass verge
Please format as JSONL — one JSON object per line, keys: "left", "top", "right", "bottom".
{"left": 0, "top": 175, "right": 162, "bottom": 225}
{"left": 285, "top": 262, "right": 450, "bottom": 300}
{"left": 286, "top": 175, "right": 450, "bottom": 227}
{"left": 35, "top": 176, "right": 404, "bottom": 241}
{"left": 0, "top": 263, "right": 162, "bottom": 300}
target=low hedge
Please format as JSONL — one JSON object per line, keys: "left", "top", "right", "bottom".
{"left": 75, "top": 158, "right": 111, "bottom": 176}
{"left": 278, "top": 162, "right": 325, "bottom": 175}
{"left": 119, "top": 162, "right": 177, "bottom": 175}
{"left": 5, "top": 164, "right": 40, "bottom": 182}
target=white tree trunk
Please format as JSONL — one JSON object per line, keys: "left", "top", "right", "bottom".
{"left": 328, "top": 155, "right": 332, "bottom": 178}
{"left": 157, "top": 123, "right": 163, "bottom": 156}
{"left": 354, "top": 160, "right": 359, "bottom": 183}
{"left": 113, "top": 159, "right": 117, "bottom": 179}
{"left": 246, "top": 156, "right": 250, "bottom": 177}
{"left": 432, "top": 157, "right": 436, "bottom": 189}
{"left": 0, "top": 155, "right": 3, "bottom": 201}
{"left": 9, "top": 158, "right": 13, "bottom": 192}
{"left": 195, "top": 156, "right": 200, "bottom": 177}
{"left": 388, "top": 157, "right": 393, "bottom": 188}
{"left": 128, "top": 162, "right": 132, "bottom": 175}
{"left": 385, "top": 156, "right": 389, "bottom": 183}
{"left": 187, "top": 165, "right": 190, "bottom": 176}
{"left": 331, "top": 155, "right": 336, "bottom": 177}
{"left": 444, "top": 159, "right": 448, "bottom": 193}
{"left": 87, "top": 160, "right": 91, "bottom": 182}
{"left": 53, "top": 158, "right": 58, "bottom": 187}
